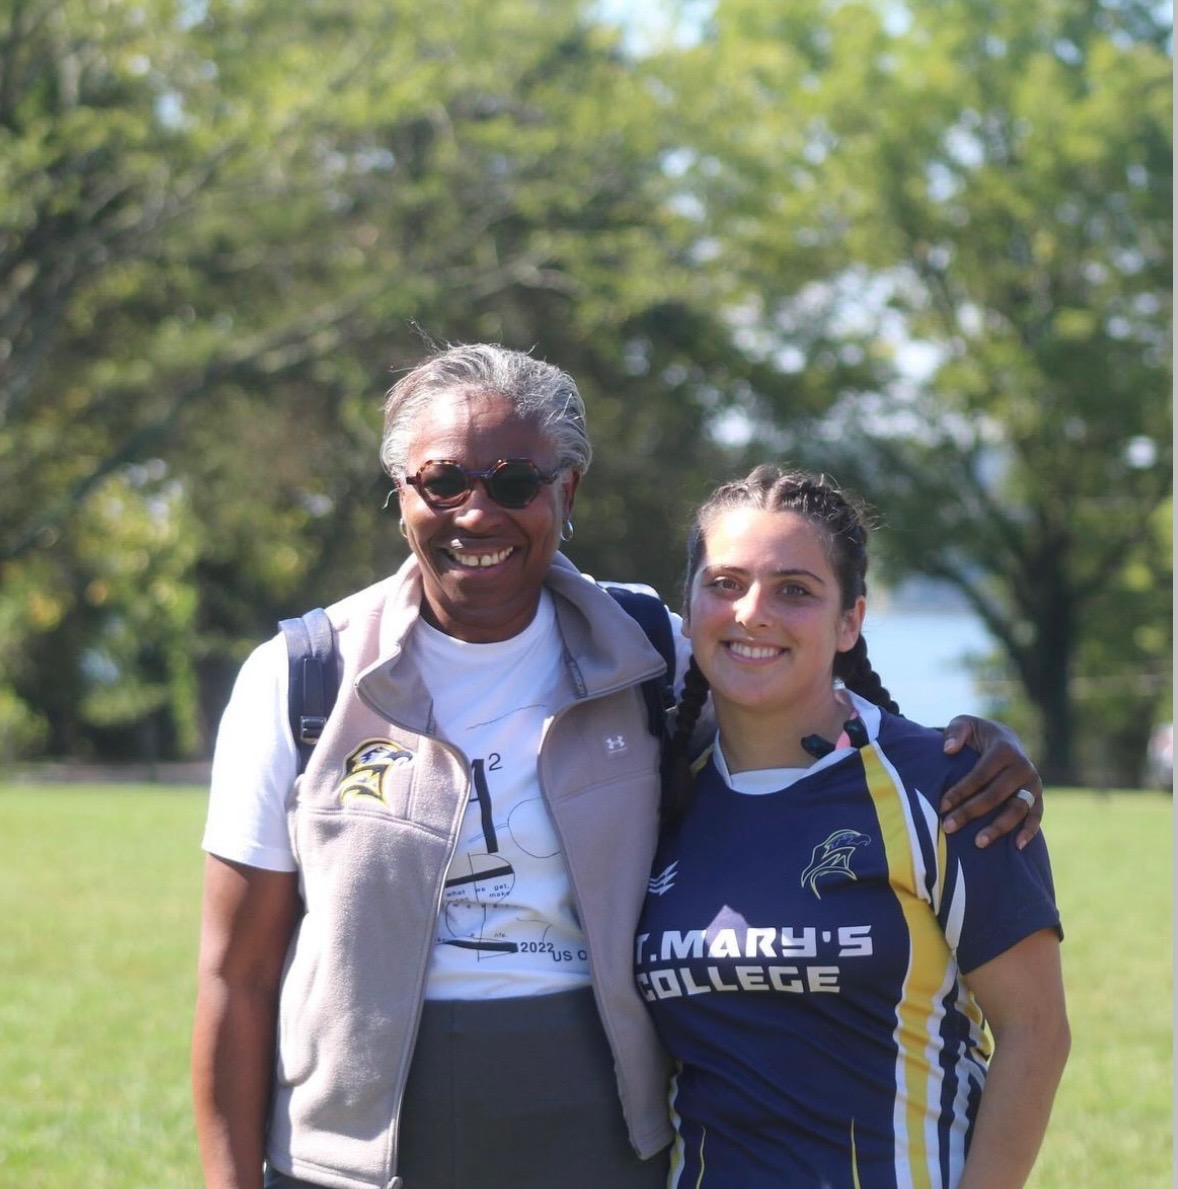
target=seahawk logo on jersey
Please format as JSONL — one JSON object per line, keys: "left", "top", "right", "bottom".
{"left": 800, "top": 828, "right": 871, "bottom": 899}
{"left": 338, "top": 738, "right": 415, "bottom": 806}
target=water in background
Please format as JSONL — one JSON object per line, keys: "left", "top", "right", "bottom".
{"left": 861, "top": 607, "right": 994, "bottom": 728}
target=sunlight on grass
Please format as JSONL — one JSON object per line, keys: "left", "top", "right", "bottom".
{"left": 0, "top": 786, "right": 208, "bottom": 1188}
{"left": 1028, "top": 792, "right": 1172, "bottom": 1189}
{"left": 0, "top": 785, "right": 1170, "bottom": 1186}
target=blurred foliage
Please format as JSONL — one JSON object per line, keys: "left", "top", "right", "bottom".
{"left": 662, "top": 0, "right": 1172, "bottom": 783}
{"left": 1, "top": 0, "right": 761, "bottom": 754}
{"left": 0, "top": 0, "right": 1170, "bottom": 785}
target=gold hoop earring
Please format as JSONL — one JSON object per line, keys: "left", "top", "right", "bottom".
{"left": 399, "top": 519, "right": 408, "bottom": 539}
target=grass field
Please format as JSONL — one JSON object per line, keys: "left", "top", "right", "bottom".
{"left": 0, "top": 785, "right": 1170, "bottom": 1187}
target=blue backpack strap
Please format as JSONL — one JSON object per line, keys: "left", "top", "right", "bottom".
{"left": 599, "top": 583, "right": 677, "bottom": 739}
{"left": 278, "top": 590, "right": 672, "bottom": 771}
{"left": 278, "top": 607, "right": 338, "bottom": 775}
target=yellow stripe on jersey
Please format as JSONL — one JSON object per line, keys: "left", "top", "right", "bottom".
{"left": 861, "top": 741, "right": 956, "bottom": 1189}
{"left": 666, "top": 1068, "right": 709, "bottom": 1189}
{"left": 667, "top": 1069, "right": 687, "bottom": 1188}
{"left": 690, "top": 745, "right": 714, "bottom": 778}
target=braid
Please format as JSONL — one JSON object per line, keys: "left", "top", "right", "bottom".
{"left": 835, "top": 636, "right": 901, "bottom": 715}
{"left": 663, "top": 656, "right": 710, "bottom": 830}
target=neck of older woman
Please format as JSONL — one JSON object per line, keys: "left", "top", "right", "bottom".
{"left": 714, "top": 686, "right": 854, "bottom": 774}
{"left": 417, "top": 588, "right": 546, "bottom": 644}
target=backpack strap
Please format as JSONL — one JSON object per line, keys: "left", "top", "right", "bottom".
{"left": 279, "top": 607, "right": 338, "bottom": 776}
{"left": 279, "top": 586, "right": 676, "bottom": 773}
{"left": 599, "top": 583, "right": 677, "bottom": 740}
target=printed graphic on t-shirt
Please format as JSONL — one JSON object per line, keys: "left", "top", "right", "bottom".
{"left": 411, "top": 594, "right": 592, "bottom": 996}
{"left": 435, "top": 750, "right": 588, "bottom": 974}
{"left": 439, "top": 756, "right": 528, "bottom": 953}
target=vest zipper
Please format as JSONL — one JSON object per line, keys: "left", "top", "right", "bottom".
{"left": 380, "top": 735, "right": 471, "bottom": 1189}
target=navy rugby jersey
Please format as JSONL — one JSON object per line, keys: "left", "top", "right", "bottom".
{"left": 635, "top": 710, "right": 1060, "bottom": 1188}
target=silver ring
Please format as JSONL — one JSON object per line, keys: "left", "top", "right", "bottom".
{"left": 1015, "top": 788, "right": 1036, "bottom": 811}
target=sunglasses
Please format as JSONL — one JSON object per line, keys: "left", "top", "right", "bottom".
{"left": 402, "top": 458, "right": 561, "bottom": 510}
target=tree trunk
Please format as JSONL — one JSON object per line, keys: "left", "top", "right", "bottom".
{"left": 1026, "top": 569, "right": 1078, "bottom": 787}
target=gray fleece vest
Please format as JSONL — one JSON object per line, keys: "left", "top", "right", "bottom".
{"left": 266, "top": 555, "right": 674, "bottom": 1189}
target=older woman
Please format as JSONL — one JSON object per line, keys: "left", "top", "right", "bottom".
{"left": 192, "top": 344, "right": 1041, "bottom": 1189}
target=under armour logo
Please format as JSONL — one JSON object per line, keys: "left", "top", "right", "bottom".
{"left": 605, "top": 734, "right": 627, "bottom": 753}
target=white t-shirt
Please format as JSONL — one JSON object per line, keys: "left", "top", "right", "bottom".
{"left": 203, "top": 590, "right": 690, "bottom": 999}
{"left": 414, "top": 594, "right": 586, "bottom": 996}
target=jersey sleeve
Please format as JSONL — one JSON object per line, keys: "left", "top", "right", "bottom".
{"left": 200, "top": 634, "right": 299, "bottom": 872}
{"left": 938, "top": 816, "right": 1061, "bottom": 975}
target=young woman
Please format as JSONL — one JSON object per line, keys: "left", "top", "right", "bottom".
{"left": 636, "top": 466, "right": 1069, "bottom": 1189}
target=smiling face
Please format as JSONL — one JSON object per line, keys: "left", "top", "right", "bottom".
{"left": 398, "top": 388, "right": 579, "bottom": 642}
{"left": 684, "top": 507, "right": 865, "bottom": 723}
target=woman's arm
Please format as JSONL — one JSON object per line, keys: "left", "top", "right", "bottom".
{"left": 192, "top": 856, "right": 301, "bottom": 1189}
{"left": 939, "top": 716, "right": 1044, "bottom": 849}
{"left": 956, "top": 929, "right": 1070, "bottom": 1189}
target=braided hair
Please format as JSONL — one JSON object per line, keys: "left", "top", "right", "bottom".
{"left": 664, "top": 464, "right": 900, "bottom": 827}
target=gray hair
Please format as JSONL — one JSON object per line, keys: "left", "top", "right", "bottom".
{"left": 380, "top": 343, "right": 592, "bottom": 480}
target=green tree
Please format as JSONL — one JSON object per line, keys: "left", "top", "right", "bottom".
{"left": 0, "top": 0, "right": 769, "bottom": 758}
{"left": 663, "top": 0, "right": 1172, "bottom": 784}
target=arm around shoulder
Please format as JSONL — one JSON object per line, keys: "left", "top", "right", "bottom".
{"left": 192, "top": 855, "right": 301, "bottom": 1189}
{"left": 940, "top": 714, "right": 1044, "bottom": 849}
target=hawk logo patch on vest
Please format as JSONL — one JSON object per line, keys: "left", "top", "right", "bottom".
{"left": 338, "top": 738, "right": 415, "bottom": 806}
